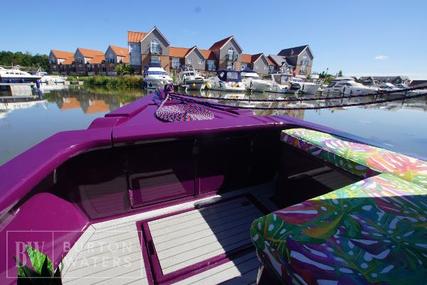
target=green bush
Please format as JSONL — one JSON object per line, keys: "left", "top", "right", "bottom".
{"left": 82, "top": 75, "right": 143, "bottom": 89}
{"left": 115, "top": 64, "right": 134, "bottom": 75}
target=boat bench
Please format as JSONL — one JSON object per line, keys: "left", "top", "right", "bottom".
{"left": 250, "top": 128, "right": 427, "bottom": 284}
{"left": 280, "top": 128, "right": 427, "bottom": 188}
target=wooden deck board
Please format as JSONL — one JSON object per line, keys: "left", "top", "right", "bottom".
{"left": 174, "top": 251, "right": 259, "bottom": 285}
{"left": 61, "top": 182, "right": 275, "bottom": 284}
{"left": 149, "top": 197, "right": 263, "bottom": 275}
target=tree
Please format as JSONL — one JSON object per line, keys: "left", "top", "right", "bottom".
{"left": 319, "top": 70, "right": 334, "bottom": 85}
{"left": 337, "top": 70, "right": 343, "bottom": 77}
{"left": 0, "top": 50, "right": 49, "bottom": 70}
{"left": 115, "top": 64, "right": 134, "bottom": 75}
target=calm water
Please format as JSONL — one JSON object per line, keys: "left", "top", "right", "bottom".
{"left": 1, "top": 86, "right": 427, "bottom": 166}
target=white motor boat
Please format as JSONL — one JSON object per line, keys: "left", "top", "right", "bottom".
{"left": 177, "top": 66, "right": 205, "bottom": 90}
{"left": 0, "top": 67, "right": 41, "bottom": 84}
{"left": 240, "top": 71, "right": 272, "bottom": 92}
{"left": 205, "top": 70, "right": 246, "bottom": 92}
{"left": 267, "top": 73, "right": 291, "bottom": 94}
{"left": 323, "top": 79, "right": 378, "bottom": 96}
{"left": 289, "top": 77, "right": 321, "bottom": 95}
{"left": 36, "top": 71, "right": 68, "bottom": 85}
{"left": 143, "top": 64, "right": 173, "bottom": 89}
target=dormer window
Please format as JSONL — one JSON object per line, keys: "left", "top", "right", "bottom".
{"left": 150, "top": 40, "right": 161, "bottom": 55}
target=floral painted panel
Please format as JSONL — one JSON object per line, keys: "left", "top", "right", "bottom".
{"left": 281, "top": 128, "right": 427, "bottom": 188}
{"left": 250, "top": 173, "right": 427, "bottom": 284}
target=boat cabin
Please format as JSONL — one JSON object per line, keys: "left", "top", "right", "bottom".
{"left": 217, "top": 69, "right": 241, "bottom": 82}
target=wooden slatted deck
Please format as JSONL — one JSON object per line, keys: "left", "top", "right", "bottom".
{"left": 148, "top": 196, "right": 263, "bottom": 275}
{"left": 61, "top": 184, "right": 275, "bottom": 284}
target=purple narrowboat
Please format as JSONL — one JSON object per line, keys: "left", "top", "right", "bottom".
{"left": 0, "top": 86, "right": 426, "bottom": 284}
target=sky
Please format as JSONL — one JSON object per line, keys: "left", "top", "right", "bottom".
{"left": 1, "top": 0, "right": 426, "bottom": 78}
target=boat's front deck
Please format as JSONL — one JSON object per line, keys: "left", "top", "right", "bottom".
{"left": 61, "top": 183, "right": 276, "bottom": 285}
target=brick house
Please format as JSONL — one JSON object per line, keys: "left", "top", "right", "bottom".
{"left": 105, "top": 45, "right": 129, "bottom": 64}
{"left": 267, "top": 55, "right": 294, "bottom": 75}
{"left": 104, "top": 45, "right": 129, "bottom": 75}
{"left": 208, "top": 36, "right": 243, "bottom": 70}
{"left": 48, "top": 50, "right": 74, "bottom": 74}
{"left": 278, "top": 45, "right": 313, "bottom": 76}
{"left": 73, "top": 48, "right": 105, "bottom": 75}
{"left": 240, "top": 53, "right": 270, "bottom": 75}
{"left": 128, "top": 27, "right": 171, "bottom": 73}
{"left": 200, "top": 49, "right": 217, "bottom": 72}
{"left": 169, "top": 46, "right": 206, "bottom": 72}
{"left": 49, "top": 29, "right": 315, "bottom": 77}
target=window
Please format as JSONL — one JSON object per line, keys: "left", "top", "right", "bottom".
{"left": 207, "top": 60, "right": 216, "bottom": 71}
{"left": 299, "top": 55, "right": 309, "bottom": 74}
{"left": 227, "top": 48, "right": 235, "bottom": 61}
{"left": 150, "top": 40, "right": 161, "bottom": 55}
{"left": 187, "top": 58, "right": 192, "bottom": 65}
{"left": 171, "top": 57, "right": 181, "bottom": 69}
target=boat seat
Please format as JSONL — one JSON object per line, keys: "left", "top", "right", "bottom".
{"left": 281, "top": 128, "right": 427, "bottom": 188}
{"left": 250, "top": 173, "right": 427, "bottom": 284}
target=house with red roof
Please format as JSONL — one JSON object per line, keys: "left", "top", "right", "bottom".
{"left": 208, "top": 36, "right": 243, "bottom": 70}
{"left": 105, "top": 45, "right": 129, "bottom": 64}
{"left": 73, "top": 48, "right": 105, "bottom": 75}
{"left": 48, "top": 50, "right": 75, "bottom": 74}
{"left": 48, "top": 28, "right": 314, "bottom": 76}
{"left": 104, "top": 45, "right": 130, "bottom": 75}
{"left": 240, "top": 53, "right": 270, "bottom": 75}
{"left": 128, "top": 27, "right": 170, "bottom": 73}
{"left": 200, "top": 49, "right": 217, "bottom": 71}
{"left": 169, "top": 46, "right": 205, "bottom": 71}
{"left": 49, "top": 50, "right": 74, "bottom": 65}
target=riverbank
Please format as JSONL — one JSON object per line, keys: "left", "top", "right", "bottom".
{"left": 67, "top": 75, "right": 143, "bottom": 89}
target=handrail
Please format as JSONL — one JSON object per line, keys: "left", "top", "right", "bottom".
{"left": 170, "top": 90, "right": 427, "bottom": 111}
{"left": 172, "top": 85, "right": 427, "bottom": 102}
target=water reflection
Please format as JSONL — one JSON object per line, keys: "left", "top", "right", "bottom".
{"left": 43, "top": 86, "right": 145, "bottom": 114}
{"left": 0, "top": 87, "right": 145, "bottom": 165}
{"left": 0, "top": 86, "right": 427, "bottom": 165}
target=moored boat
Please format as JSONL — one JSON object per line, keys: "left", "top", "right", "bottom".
{"left": 240, "top": 70, "right": 272, "bottom": 92}
{"left": 0, "top": 85, "right": 426, "bottom": 284}
{"left": 176, "top": 66, "right": 205, "bottom": 90}
{"left": 323, "top": 78, "right": 378, "bottom": 96}
{"left": 267, "top": 73, "right": 290, "bottom": 94}
{"left": 143, "top": 64, "right": 173, "bottom": 89}
{"left": 289, "top": 77, "right": 321, "bottom": 95}
{"left": 205, "top": 70, "right": 246, "bottom": 92}
{"left": 0, "top": 67, "right": 41, "bottom": 84}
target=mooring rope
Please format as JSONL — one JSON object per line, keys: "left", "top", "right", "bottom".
{"left": 169, "top": 90, "right": 427, "bottom": 111}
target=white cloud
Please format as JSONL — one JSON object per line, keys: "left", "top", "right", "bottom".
{"left": 374, "top": 55, "right": 389, "bottom": 60}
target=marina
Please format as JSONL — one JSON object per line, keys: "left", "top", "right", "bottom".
{"left": 1, "top": 1, "right": 427, "bottom": 284}
{"left": 1, "top": 87, "right": 427, "bottom": 166}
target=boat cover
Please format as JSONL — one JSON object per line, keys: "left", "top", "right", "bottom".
{"left": 250, "top": 128, "right": 427, "bottom": 284}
